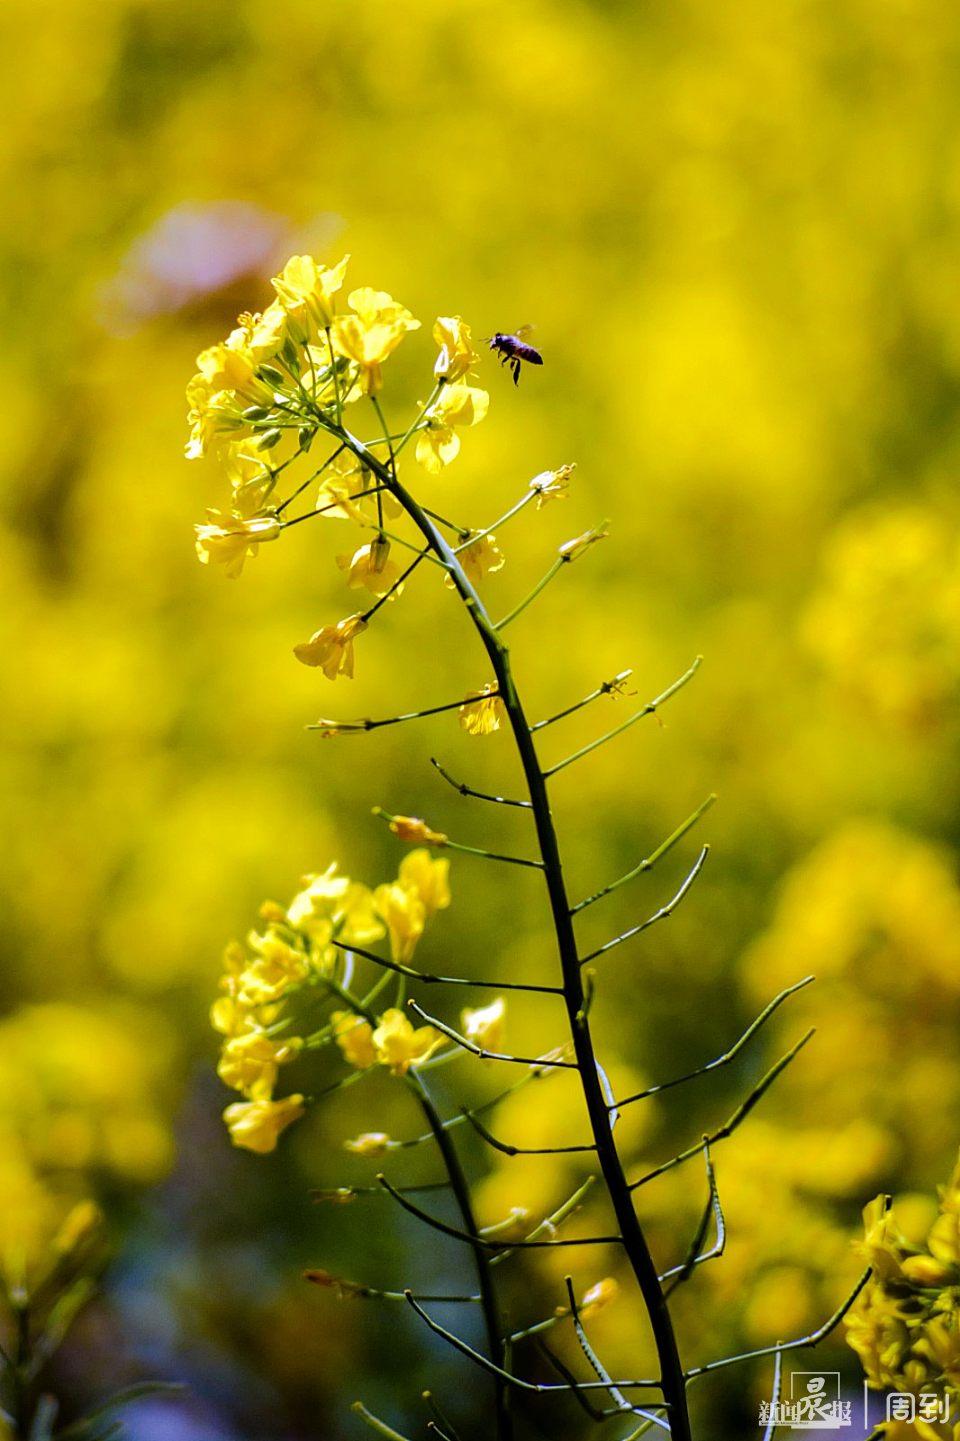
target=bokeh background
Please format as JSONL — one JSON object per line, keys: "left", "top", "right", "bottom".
{"left": 3, "top": 1, "right": 960, "bottom": 1437}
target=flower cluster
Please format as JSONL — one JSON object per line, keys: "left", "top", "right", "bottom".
{"left": 186, "top": 254, "right": 489, "bottom": 668}
{"left": 188, "top": 253, "right": 574, "bottom": 711}
{"left": 212, "top": 850, "right": 464, "bottom": 1154}
{"left": 846, "top": 1159, "right": 960, "bottom": 1433}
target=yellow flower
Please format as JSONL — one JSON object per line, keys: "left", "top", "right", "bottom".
{"left": 259, "top": 900, "right": 287, "bottom": 924}
{"left": 372, "top": 1009, "right": 443, "bottom": 1075}
{"left": 52, "top": 1199, "right": 103, "bottom": 1260}
{"left": 232, "top": 300, "right": 294, "bottom": 364}
{"left": 344, "top": 1132, "right": 391, "bottom": 1156}
{"left": 285, "top": 863, "right": 383, "bottom": 953}
{"left": 902, "top": 1253, "right": 957, "bottom": 1287}
{"left": 315, "top": 451, "right": 402, "bottom": 523}
{"left": 374, "top": 883, "right": 426, "bottom": 963}
{"left": 928, "top": 1210, "right": 960, "bottom": 1268}
{"left": 461, "top": 998, "right": 506, "bottom": 1052}
{"left": 433, "top": 316, "right": 479, "bottom": 381}
{"left": 459, "top": 685, "right": 507, "bottom": 736}
{"left": 337, "top": 540, "right": 404, "bottom": 597}
{"left": 222, "top": 444, "right": 275, "bottom": 517}
{"left": 195, "top": 340, "right": 265, "bottom": 398}
{"left": 558, "top": 521, "right": 610, "bottom": 562}
{"left": 388, "top": 815, "right": 448, "bottom": 846}
{"left": 332, "top": 1011, "right": 377, "bottom": 1070}
{"left": 238, "top": 933, "right": 310, "bottom": 1004}
{"left": 398, "top": 850, "right": 451, "bottom": 918}
{"left": 194, "top": 510, "right": 281, "bottom": 578}
{"left": 223, "top": 1094, "right": 305, "bottom": 1154}
{"left": 859, "top": 1194, "right": 910, "bottom": 1283}
{"left": 293, "top": 614, "right": 368, "bottom": 679}
{"left": 271, "top": 253, "right": 349, "bottom": 331}
{"left": 580, "top": 1277, "right": 620, "bottom": 1315}
{"left": 415, "top": 384, "right": 489, "bottom": 473}
{"left": 186, "top": 375, "right": 242, "bottom": 459}
{"left": 529, "top": 463, "right": 575, "bottom": 507}
{"left": 210, "top": 994, "right": 252, "bottom": 1038}
{"left": 448, "top": 532, "right": 504, "bottom": 590}
{"left": 218, "top": 1030, "right": 298, "bottom": 1097}
{"left": 331, "top": 287, "right": 420, "bottom": 395}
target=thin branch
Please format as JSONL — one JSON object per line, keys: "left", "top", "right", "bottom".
{"left": 565, "top": 1277, "right": 669, "bottom": 1431}
{"left": 685, "top": 1265, "right": 873, "bottom": 1380}
{"left": 329, "top": 937, "right": 563, "bottom": 996}
{"left": 534, "top": 1338, "right": 610, "bottom": 1422}
{"left": 431, "top": 757, "right": 532, "bottom": 810}
{"left": 422, "top": 1392, "right": 464, "bottom": 1441}
{"left": 359, "top": 550, "right": 429, "bottom": 625}
{"left": 462, "top": 1107, "right": 596, "bottom": 1158}
{"left": 274, "top": 442, "right": 346, "bottom": 514}
{"left": 280, "top": 483, "right": 386, "bottom": 527}
{"left": 761, "top": 1348, "right": 783, "bottom": 1441}
{"left": 489, "top": 1178, "right": 597, "bottom": 1269}
{"left": 571, "top": 796, "right": 716, "bottom": 914}
{"left": 629, "top": 1030, "right": 815, "bottom": 1190}
{"left": 385, "top": 1065, "right": 558, "bottom": 1150}
{"left": 305, "top": 1270, "right": 480, "bottom": 1305}
{"left": 407, "top": 1068, "right": 512, "bottom": 1438}
{"left": 307, "top": 691, "right": 490, "bottom": 735}
{"left": 661, "top": 1140, "right": 725, "bottom": 1295}
{"left": 351, "top": 1401, "right": 415, "bottom": 1441}
{"left": 378, "top": 1175, "right": 617, "bottom": 1251}
{"left": 318, "top": 971, "right": 511, "bottom": 1437}
{"left": 579, "top": 847, "right": 709, "bottom": 966}
{"left": 422, "top": 503, "right": 472, "bottom": 539}
{"left": 453, "top": 490, "right": 537, "bottom": 553}
{"left": 408, "top": 999, "right": 577, "bottom": 1069}
{"left": 374, "top": 808, "right": 544, "bottom": 870}
{"left": 531, "top": 671, "right": 636, "bottom": 733}
{"left": 615, "top": 977, "right": 815, "bottom": 1108}
{"left": 404, "top": 1294, "right": 662, "bottom": 1395}
{"left": 544, "top": 658, "right": 702, "bottom": 778}
{"left": 494, "top": 558, "right": 563, "bottom": 631}
{"left": 312, "top": 1180, "right": 453, "bottom": 1201}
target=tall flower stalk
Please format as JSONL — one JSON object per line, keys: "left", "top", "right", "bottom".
{"left": 190, "top": 254, "right": 868, "bottom": 1440}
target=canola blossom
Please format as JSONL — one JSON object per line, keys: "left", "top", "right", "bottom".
{"left": 211, "top": 850, "right": 462, "bottom": 1152}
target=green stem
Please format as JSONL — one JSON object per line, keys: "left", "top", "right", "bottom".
{"left": 494, "top": 558, "right": 563, "bottom": 631}
{"left": 333, "top": 428, "right": 694, "bottom": 1441}
{"left": 322, "top": 976, "right": 512, "bottom": 1441}
{"left": 12, "top": 1298, "right": 30, "bottom": 1436}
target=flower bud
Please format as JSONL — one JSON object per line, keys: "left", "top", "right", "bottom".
{"left": 369, "top": 535, "right": 391, "bottom": 574}
{"left": 344, "top": 1132, "right": 391, "bottom": 1156}
{"left": 902, "top": 1253, "right": 957, "bottom": 1287}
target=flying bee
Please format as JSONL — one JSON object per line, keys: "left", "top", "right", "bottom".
{"left": 484, "top": 325, "right": 544, "bottom": 385}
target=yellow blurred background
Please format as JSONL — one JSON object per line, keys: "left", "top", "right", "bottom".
{"left": 3, "top": 1, "right": 960, "bottom": 1436}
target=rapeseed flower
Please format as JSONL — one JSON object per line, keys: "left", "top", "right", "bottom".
{"left": 294, "top": 614, "right": 368, "bottom": 678}
{"left": 415, "top": 384, "right": 489, "bottom": 473}
{"left": 372, "top": 1009, "right": 442, "bottom": 1075}
{"left": 194, "top": 510, "right": 281, "bottom": 577}
{"left": 459, "top": 684, "right": 506, "bottom": 736}
{"left": 223, "top": 1094, "right": 305, "bottom": 1154}
{"left": 331, "top": 287, "right": 420, "bottom": 395}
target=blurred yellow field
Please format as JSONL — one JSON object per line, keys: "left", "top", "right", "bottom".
{"left": 2, "top": 3, "right": 960, "bottom": 1438}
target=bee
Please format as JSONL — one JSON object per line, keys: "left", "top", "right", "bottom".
{"left": 484, "top": 325, "right": 544, "bottom": 385}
